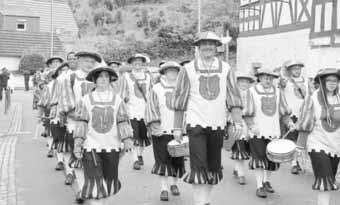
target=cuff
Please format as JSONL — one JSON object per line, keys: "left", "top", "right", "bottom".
{"left": 174, "top": 110, "right": 184, "bottom": 130}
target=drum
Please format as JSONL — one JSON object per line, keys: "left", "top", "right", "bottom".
{"left": 266, "top": 139, "right": 296, "bottom": 163}
{"left": 167, "top": 136, "right": 189, "bottom": 157}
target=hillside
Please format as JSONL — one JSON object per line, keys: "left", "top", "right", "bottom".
{"left": 68, "top": 0, "right": 239, "bottom": 63}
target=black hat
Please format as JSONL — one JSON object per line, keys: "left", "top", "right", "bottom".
{"left": 194, "top": 32, "right": 222, "bottom": 47}
{"left": 51, "top": 62, "right": 69, "bottom": 79}
{"left": 46, "top": 56, "right": 64, "bottom": 66}
{"left": 180, "top": 60, "right": 190, "bottom": 66}
{"left": 127, "top": 53, "right": 149, "bottom": 64}
{"left": 159, "top": 61, "right": 181, "bottom": 75}
{"left": 159, "top": 60, "right": 166, "bottom": 67}
{"left": 314, "top": 68, "right": 340, "bottom": 83}
{"left": 107, "top": 61, "right": 121, "bottom": 66}
{"left": 255, "top": 68, "right": 279, "bottom": 78}
{"left": 86, "top": 66, "right": 118, "bottom": 82}
{"left": 75, "top": 51, "right": 102, "bottom": 63}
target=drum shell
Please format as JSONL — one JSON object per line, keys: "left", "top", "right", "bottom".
{"left": 167, "top": 137, "right": 189, "bottom": 157}
{"left": 266, "top": 139, "right": 297, "bottom": 163}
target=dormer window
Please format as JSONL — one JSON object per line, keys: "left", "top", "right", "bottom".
{"left": 16, "top": 20, "right": 27, "bottom": 31}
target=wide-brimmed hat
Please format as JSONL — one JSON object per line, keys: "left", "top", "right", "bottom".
{"left": 51, "top": 62, "right": 69, "bottom": 79}
{"left": 127, "top": 53, "right": 149, "bottom": 64}
{"left": 255, "top": 68, "right": 279, "bottom": 78}
{"left": 314, "top": 68, "right": 340, "bottom": 83}
{"left": 75, "top": 51, "right": 102, "bottom": 63}
{"left": 159, "top": 60, "right": 166, "bottom": 67}
{"left": 180, "top": 60, "right": 191, "bottom": 66}
{"left": 194, "top": 31, "right": 222, "bottom": 47}
{"left": 46, "top": 56, "right": 64, "bottom": 66}
{"left": 86, "top": 66, "right": 118, "bottom": 82}
{"left": 159, "top": 61, "right": 181, "bottom": 75}
{"left": 236, "top": 71, "right": 255, "bottom": 83}
{"left": 285, "top": 60, "right": 304, "bottom": 69}
{"left": 107, "top": 60, "right": 121, "bottom": 66}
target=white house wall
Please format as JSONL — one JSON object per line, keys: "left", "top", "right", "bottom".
{"left": 0, "top": 56, "right": 19, "bottom": 71}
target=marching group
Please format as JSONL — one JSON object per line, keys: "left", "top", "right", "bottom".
{"left": 32, "top": 31, "right": 340, "bottom": 205}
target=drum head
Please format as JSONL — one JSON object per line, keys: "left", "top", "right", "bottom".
{"left": 267, "top": 139, "right": 296, "bottom": 154}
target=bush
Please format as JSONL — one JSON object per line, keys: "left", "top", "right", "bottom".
{"left": 19, "top": 53, "right": 45, "bottom": 74}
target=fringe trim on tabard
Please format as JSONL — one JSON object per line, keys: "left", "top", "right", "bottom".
{"left": 249, "top": 157, "right": 280, "bottom": 171}
{"left": 133, "top": 138, "right": 151, "bottom": 147}
{"left": 54, "top": 140, "right": 73, "bottom": 153}
{"left": 69, "top": 154, "right": 83, "bottom": 168}
{"left": 183, "top": 168, "right": 223, "bottom": 185}
{"left": 312, "top": 176, "right": 338, "bottom": 191}
{"left": 231, "top": 140, "right": 250, "bottom": 160}
{"left": 81, "top": 177, "right": 122, "bottom": 199}
{"left": 151, "top": 163, "right": 185, "bottom": 178}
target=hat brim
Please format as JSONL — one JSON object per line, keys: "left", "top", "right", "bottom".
{"left": 107, "top": 61, "right": 121, "bottom": 66}
{"left": 51, "top": 62, "right": 69, "bottom": 79}
{"left": 237, "top": 76, "right": 255, "bottom": 83}
{"left": 255, "top": 72, "right": 279, "bottom": 78}
{"left": 86, "top": 67, "right": 118, "bottom": 82}
{"left": 180, "top": 60, "right": 190, "bottom": 66}
{"left": 286, "top": 63, "right": 304, "bottom": 69}
{"left": 314, "top": 72, "right": 340, "bottom": 83}
{"left": 75, "top": 52, "right": 102, "bottom": 63}
{"left": 159, "top": 66, "right": 180, "bottom": 75}
{"left": 127, "top": 56, "right": 147, "bottom": 64}
{"left": 46, "top": 57, "right": 64, "bottom": 65}
{"left": 194, "top": 39, "right": 222, "bottom": 47}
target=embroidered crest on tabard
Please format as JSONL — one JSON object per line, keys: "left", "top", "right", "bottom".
{"left": 134, "top": 82, "right": 147, "bottom": 99}
{"left": 81, "top": 82, "right": 95, "bottom": 97}
{"left": 91, "top": 106, "right": 114, "bottom": 134}
{"left": 261, "top": 95, "right": 277, "bottom": 116}
{"left": 199, "top": 75, "right": 220, "bottom": 100}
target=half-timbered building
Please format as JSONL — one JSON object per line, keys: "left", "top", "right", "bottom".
{"left": 237, "top": 0, "right": 340, "bottom": 76}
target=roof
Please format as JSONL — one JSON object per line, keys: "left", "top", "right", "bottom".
{"left": 5, "top": 0, "right": 78, "bottom": 35}
{"left": 0, "top": 5, "right": 39, "bottom": 17}
{"left": 0, "top": 30, "right": 63, "bottom": 57}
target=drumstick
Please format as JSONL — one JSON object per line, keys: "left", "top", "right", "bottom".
{"left": 281, "top": 129, "right": 293, "bottom": 139}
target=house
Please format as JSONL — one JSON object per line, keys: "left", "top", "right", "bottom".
{"left": 236, "top": 0, "right": 340, "bottom": 77}
{"left": 0, "top": 0, "right": 78, "bottom": 71}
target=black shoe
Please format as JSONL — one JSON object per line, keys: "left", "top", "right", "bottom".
{"left": 138, "top": 156, "right": 144, "bottom": 166}
{"left": 133, "top": 161, "right": 141, "bottom": 170}
{"left": 256, "top": 187, "right": 267, "bottom": 198}
{"left": 47, "top": 150, "right": 53, "bottom": 158}
{"left": 263, "top": 181, "right": 274, "bottom": 193}
{"left": 55, "top": 162, "right": 64, "bottom": 171}
{"left": 160, "top": 190, "right": 169, "bottom": 201}
{"left": 170, "top": 185, "right": 180, "bottom": 196}
{"left": 75, "top": 191, "right": 85, "bottom": 204}
{"left": 238, "top": 176, "right": 246, "bottom": 185}
{"left": 64, "top": 173, "right": 74, "bottom": 185}
{"left": 291, "top": 165, "right": 299, "bottom": 175}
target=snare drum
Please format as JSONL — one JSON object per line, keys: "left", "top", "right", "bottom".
{"left": 266, "top": 139, "right": 296, "bottom": 163}
{"left": 167, "top": 136, "right": 189, "bottom": 157}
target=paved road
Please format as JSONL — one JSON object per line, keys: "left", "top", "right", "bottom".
{"left": 4, "top": 90, "right": 340, "bottom": 205}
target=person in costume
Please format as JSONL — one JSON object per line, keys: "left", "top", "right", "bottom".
{"left": 171, "top": 31, "right": 243, "bottom": 205}
{"left": 230, "top": 71, "right": 255, "bottom": 185}
{"left": 38, "top": 57, "right": 64, "bottom": 158}
{"left": 49, "top": 62, "right": 69, "bottom": 171}
{"left": 73, "top": 66, "right": 133, "bottom": 204}
{"left": 119, "top": 53, "right": 152, "bottom": 170}
{"left": 298, "top": 68, "right": 340, "bottom": 205}
{"left": 145, "top": 61, "right": 185, "bottom": 202}
{"left": 56, "top": 51, "right": 102, "bottom": 202}
{"left": 107, "top": 60, "right": 122, "bottom": 93}
{"left": 242, "top": 68, "right": 295, "bottom": 198}
{"left": 67, "top": 51, "right": 78, "bottom": 71}
{"left": 280, "top": 60, "right": 314, "bottom": 175}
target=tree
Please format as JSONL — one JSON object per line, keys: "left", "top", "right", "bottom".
{"left": 19, "top": 53, "right": 45, "bottom": 74}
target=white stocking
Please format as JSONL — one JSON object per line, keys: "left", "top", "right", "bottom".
{"left": 74, "top": 168, "right": 85, "bottom": 192}
{"left": 56, "top": 152, "right": 63, "bottom": 162}
{"left": 317, "top": 191, "right": 331, "bottom": 205}
{"left": 235, "top": 160, "right": 246, "bottom": 177}
{"left": 63, "top": 153, "right": 73, "bottom": 175}
{"left": 131, "top": 147, "right": 138, "bottom": 161}
{"left": 203, "top": 184, "right": 213, "bottom": 204}
{"left": 192, "top": 184, "right": 206, "bottom": 205}
{"left": 47, "top": 136, "right": 53, "bottom": 150}
{"left": 255, "top": 169, "right": 264, "bottom": 188}
{"left": 169, "top": 177, "right": 178, "bottom": 186}
{"left": 137, "top": 146, "right": 144, "bottom": 156}
{"left": 263, "top": 170, "right": 271, "bottom": 183}
{"left": 160, "top": 176, "right": 168, "bottom": 191}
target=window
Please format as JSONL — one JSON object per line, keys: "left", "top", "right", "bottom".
{"left": 16, "top": 20, "right": 27, "bottom": 31}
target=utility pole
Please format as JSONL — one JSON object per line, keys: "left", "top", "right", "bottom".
{"left": 50, "top": 0, "right": 54, "bottom": 57}
{"left": 198, "top": 0, "right": 201, "bottom": 33}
